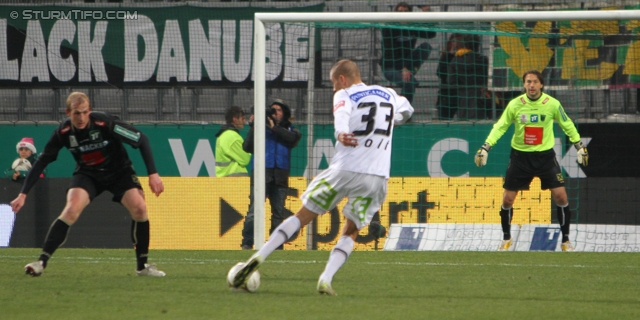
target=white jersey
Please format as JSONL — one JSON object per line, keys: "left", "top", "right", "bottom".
{"left": 330, "top": 83, "right": 414, "bottom": 178}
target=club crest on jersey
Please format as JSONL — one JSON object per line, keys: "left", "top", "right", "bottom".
{"left": 520, "top": 97, "right": 527, "bottom": 104}
{"left": 61, "top": 126, "right": 71, "bottom": 134}
{"left": 541, "top": 115, "right": 546, "bottom": 122}
{"left": 334, "top": 100, "right": 346, "bottom": 112}
{"left": 353, "top": 196, "right": 373, "bottom": 222}
{"left": 90, "top": 130, "right": 101, "bottom": 141}
{"left": 519, "top": 114, "right": 528, "bottom": 123}
{"left": 308, "top": 179, "right": 338, "bottom": 210}
{"left": 530, "top": 115, "right": 539, "bottom": 123}
{"left": 542, "top": 97, "right": 549, "bottom": 104}
{"left": 69, "top": 135, "right": 78, "bottom": 147}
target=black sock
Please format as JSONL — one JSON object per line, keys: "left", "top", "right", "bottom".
{"left": 557, "top": 205, "right": 571, "bottom": 243}
{"left": 131, "top": 220, "right": 150, "bottom": 271}
{"left": 500, "top": 207, "right": 513, "bottom": 240}
{"left": 40, "top": 219, "right": 70, "bottom": 268}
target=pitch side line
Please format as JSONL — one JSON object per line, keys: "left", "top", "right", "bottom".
{"left": 0, "top": 255, "right": 636, "bottom": 269}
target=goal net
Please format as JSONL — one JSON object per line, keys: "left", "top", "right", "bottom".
{"left": 252, "top": 8, "right": 640, "bottom": 252}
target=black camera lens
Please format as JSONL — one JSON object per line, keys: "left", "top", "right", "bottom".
{"left": 266, "top": 108, "right": 276, "bottom": 117}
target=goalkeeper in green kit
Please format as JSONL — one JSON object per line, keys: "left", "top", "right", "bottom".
{"left": 474, "top": 70, "right": 589, "bottom": 252}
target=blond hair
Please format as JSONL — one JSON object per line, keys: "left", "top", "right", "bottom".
{"left": 66, "top": 92, "right": 91, "bottom": 112}
{"left": 330, "top": 59, "right": 361, "bottom": 83}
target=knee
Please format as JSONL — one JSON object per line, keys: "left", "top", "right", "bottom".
{"left": 502, "top": 195, "right": 516, "bottom": 207}
{"left": 554, "top": 195, "right": 568, "bottom": 207}
{"left": 60, "top": 203, "right": 86, "bottom": 224}
{"left": 59, "top": 211, "right": 80, "bottom": 225}
{"left": 129, "top": 203, "right": 148, "bottom": 221}
{"left": 551, "top": 189, "right": 568, "bottom": 206}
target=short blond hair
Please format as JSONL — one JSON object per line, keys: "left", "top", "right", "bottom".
{"left": 66, "top": 92, "right": 91, "bottom": 112}
{"left": 330, "top": 59, "right": 361, "bottom": 82}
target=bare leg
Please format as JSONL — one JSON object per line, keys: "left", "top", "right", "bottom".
{"left": 41, "top": 188, "right": 91, "bottom": 266}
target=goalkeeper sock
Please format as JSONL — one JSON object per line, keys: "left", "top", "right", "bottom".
{"left": 40, "top": 219, "right": 71, "bottom": 268}
{"left": 131, "top": 220, "right": 150, "bottom": 271}
{"left": 500, "top": 207, "right": 513, "bottom": 240}
{"left": 319, "top": 235, "right": 354, "bottom": 285}
{"left": 256, "top": 216, "right": 300, "bottom": 260}
{"left": 556, "top": 205, "right": 571, "bottom": 243}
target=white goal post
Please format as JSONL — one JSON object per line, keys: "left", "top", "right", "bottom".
{"left": 251, "top": 10, "right": 640, "bottom": 250}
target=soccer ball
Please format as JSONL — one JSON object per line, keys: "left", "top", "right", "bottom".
{"left": 12, "top": 158, "right": 31, "bottom": 171}
{"left": 227, "top": 262, "right": 260, "bottom": 293}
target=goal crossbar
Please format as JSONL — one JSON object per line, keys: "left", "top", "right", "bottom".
{"left": 255, "top": 10, "right": 640, "bottom": 23}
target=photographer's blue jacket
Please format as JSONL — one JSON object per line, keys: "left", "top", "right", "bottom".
{"left": 243, "top": 121, "right": 301, "bottom": 187}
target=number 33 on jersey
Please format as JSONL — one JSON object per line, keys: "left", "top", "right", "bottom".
{"left": 330, "top": 83, "right": 414, "bottom": 178}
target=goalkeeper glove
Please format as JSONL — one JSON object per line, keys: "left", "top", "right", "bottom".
{"left": 474, "top": 143, "right": 491, "bottom": 168}
{"left": 574, "top": 141, "right": 588, "bottom": 166}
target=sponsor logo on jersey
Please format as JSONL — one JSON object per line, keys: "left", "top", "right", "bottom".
{"left": 333, "top": 100, "right": 346, "bottom": 112}
{"left": 349, "top": 89, "right": 391, "bottom": 102}
{"left": 81, "top": 151, "right": 105, "bottom": 166}
{"left": 60, "top": 126, "right": 71, "bottom": 134}
{"left": 94, "top": 120, "right": 105, "bottom": 127}
{"left": 519, "top": 114, "right": 528, "bottom": 123}
{"left": 114, "top": 125, "right": 141, "bottom": 142}
{"left": 520, "top": 97, "right": 527, "bottom": 104}
{"left": 78, "top": 141, "right": 109, "bottom": 152}
{"left": 69, "top": 135, "right": 78, "bottom": 147}
{"left": 542, "top": 97, "right": 549, "bottom": 104}
{"left": 530, "top": 115, "right": 539, "bottom": 123}
{"left": 524, "top": 126, "right": 543, "bottom": 145}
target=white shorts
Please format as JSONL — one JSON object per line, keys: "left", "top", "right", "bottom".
{"left": 301, "top": 169, "right": 388, "bottom": 230}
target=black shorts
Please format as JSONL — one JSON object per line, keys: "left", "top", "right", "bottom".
{"left": 503, "top": 148, "right": 564, "bottom": 191}
{"left": 70, "top": 167, "right": 143, "bottom": 203}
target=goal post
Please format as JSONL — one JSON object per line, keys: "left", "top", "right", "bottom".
{"left": 252, "top": 10, "right": 640, "bottom": 250}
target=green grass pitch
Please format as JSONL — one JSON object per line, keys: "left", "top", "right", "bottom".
{"left": 0, "top": 248, "right": 638, "bottom": 319}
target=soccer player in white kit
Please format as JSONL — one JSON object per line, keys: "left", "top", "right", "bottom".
{"left": 230, "top": 59, "right": 414, "bottom": 295}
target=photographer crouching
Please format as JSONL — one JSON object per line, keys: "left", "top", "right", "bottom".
{"left": 241, "top": 100, "right": 302, "bottom": 250}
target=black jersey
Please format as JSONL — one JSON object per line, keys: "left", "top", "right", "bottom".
{"left": 21, "top": 112, "right": 157, "bottom": 194}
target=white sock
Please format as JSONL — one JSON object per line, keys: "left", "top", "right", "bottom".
{"left": 318, "top": 235, "right": 354, "bottom": 284}
{"left": 256, "top": 216, "right": 301, "bottom": 259}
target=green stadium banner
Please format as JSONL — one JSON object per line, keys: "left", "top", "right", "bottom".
{"left": 0, "top": 3, "right": 324, "bottom": 87}
{"left": 1, "top": 123, "right": 583, "bottom": 178}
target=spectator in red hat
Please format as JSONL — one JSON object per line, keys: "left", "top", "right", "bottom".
{"left": 4, "top": 137, "right": 44, "bottom": 181}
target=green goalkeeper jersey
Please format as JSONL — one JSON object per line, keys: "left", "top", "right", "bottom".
{"left": 485, "top": 92, "right": 581, "bottom": 152}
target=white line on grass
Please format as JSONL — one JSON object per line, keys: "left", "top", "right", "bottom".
{"left": 0, "top": 255, "right": 636, "bottom": 269}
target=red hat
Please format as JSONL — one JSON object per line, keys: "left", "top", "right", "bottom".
{"left": 16, "top": 137, "right": 36, "bottom": 154}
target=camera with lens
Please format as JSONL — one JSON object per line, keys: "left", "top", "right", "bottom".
{"left": 265, "top": 107, "right": 276, "bottom": 124}
{"left": 266, "top": 107, "right": 276, "bottom": 118}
